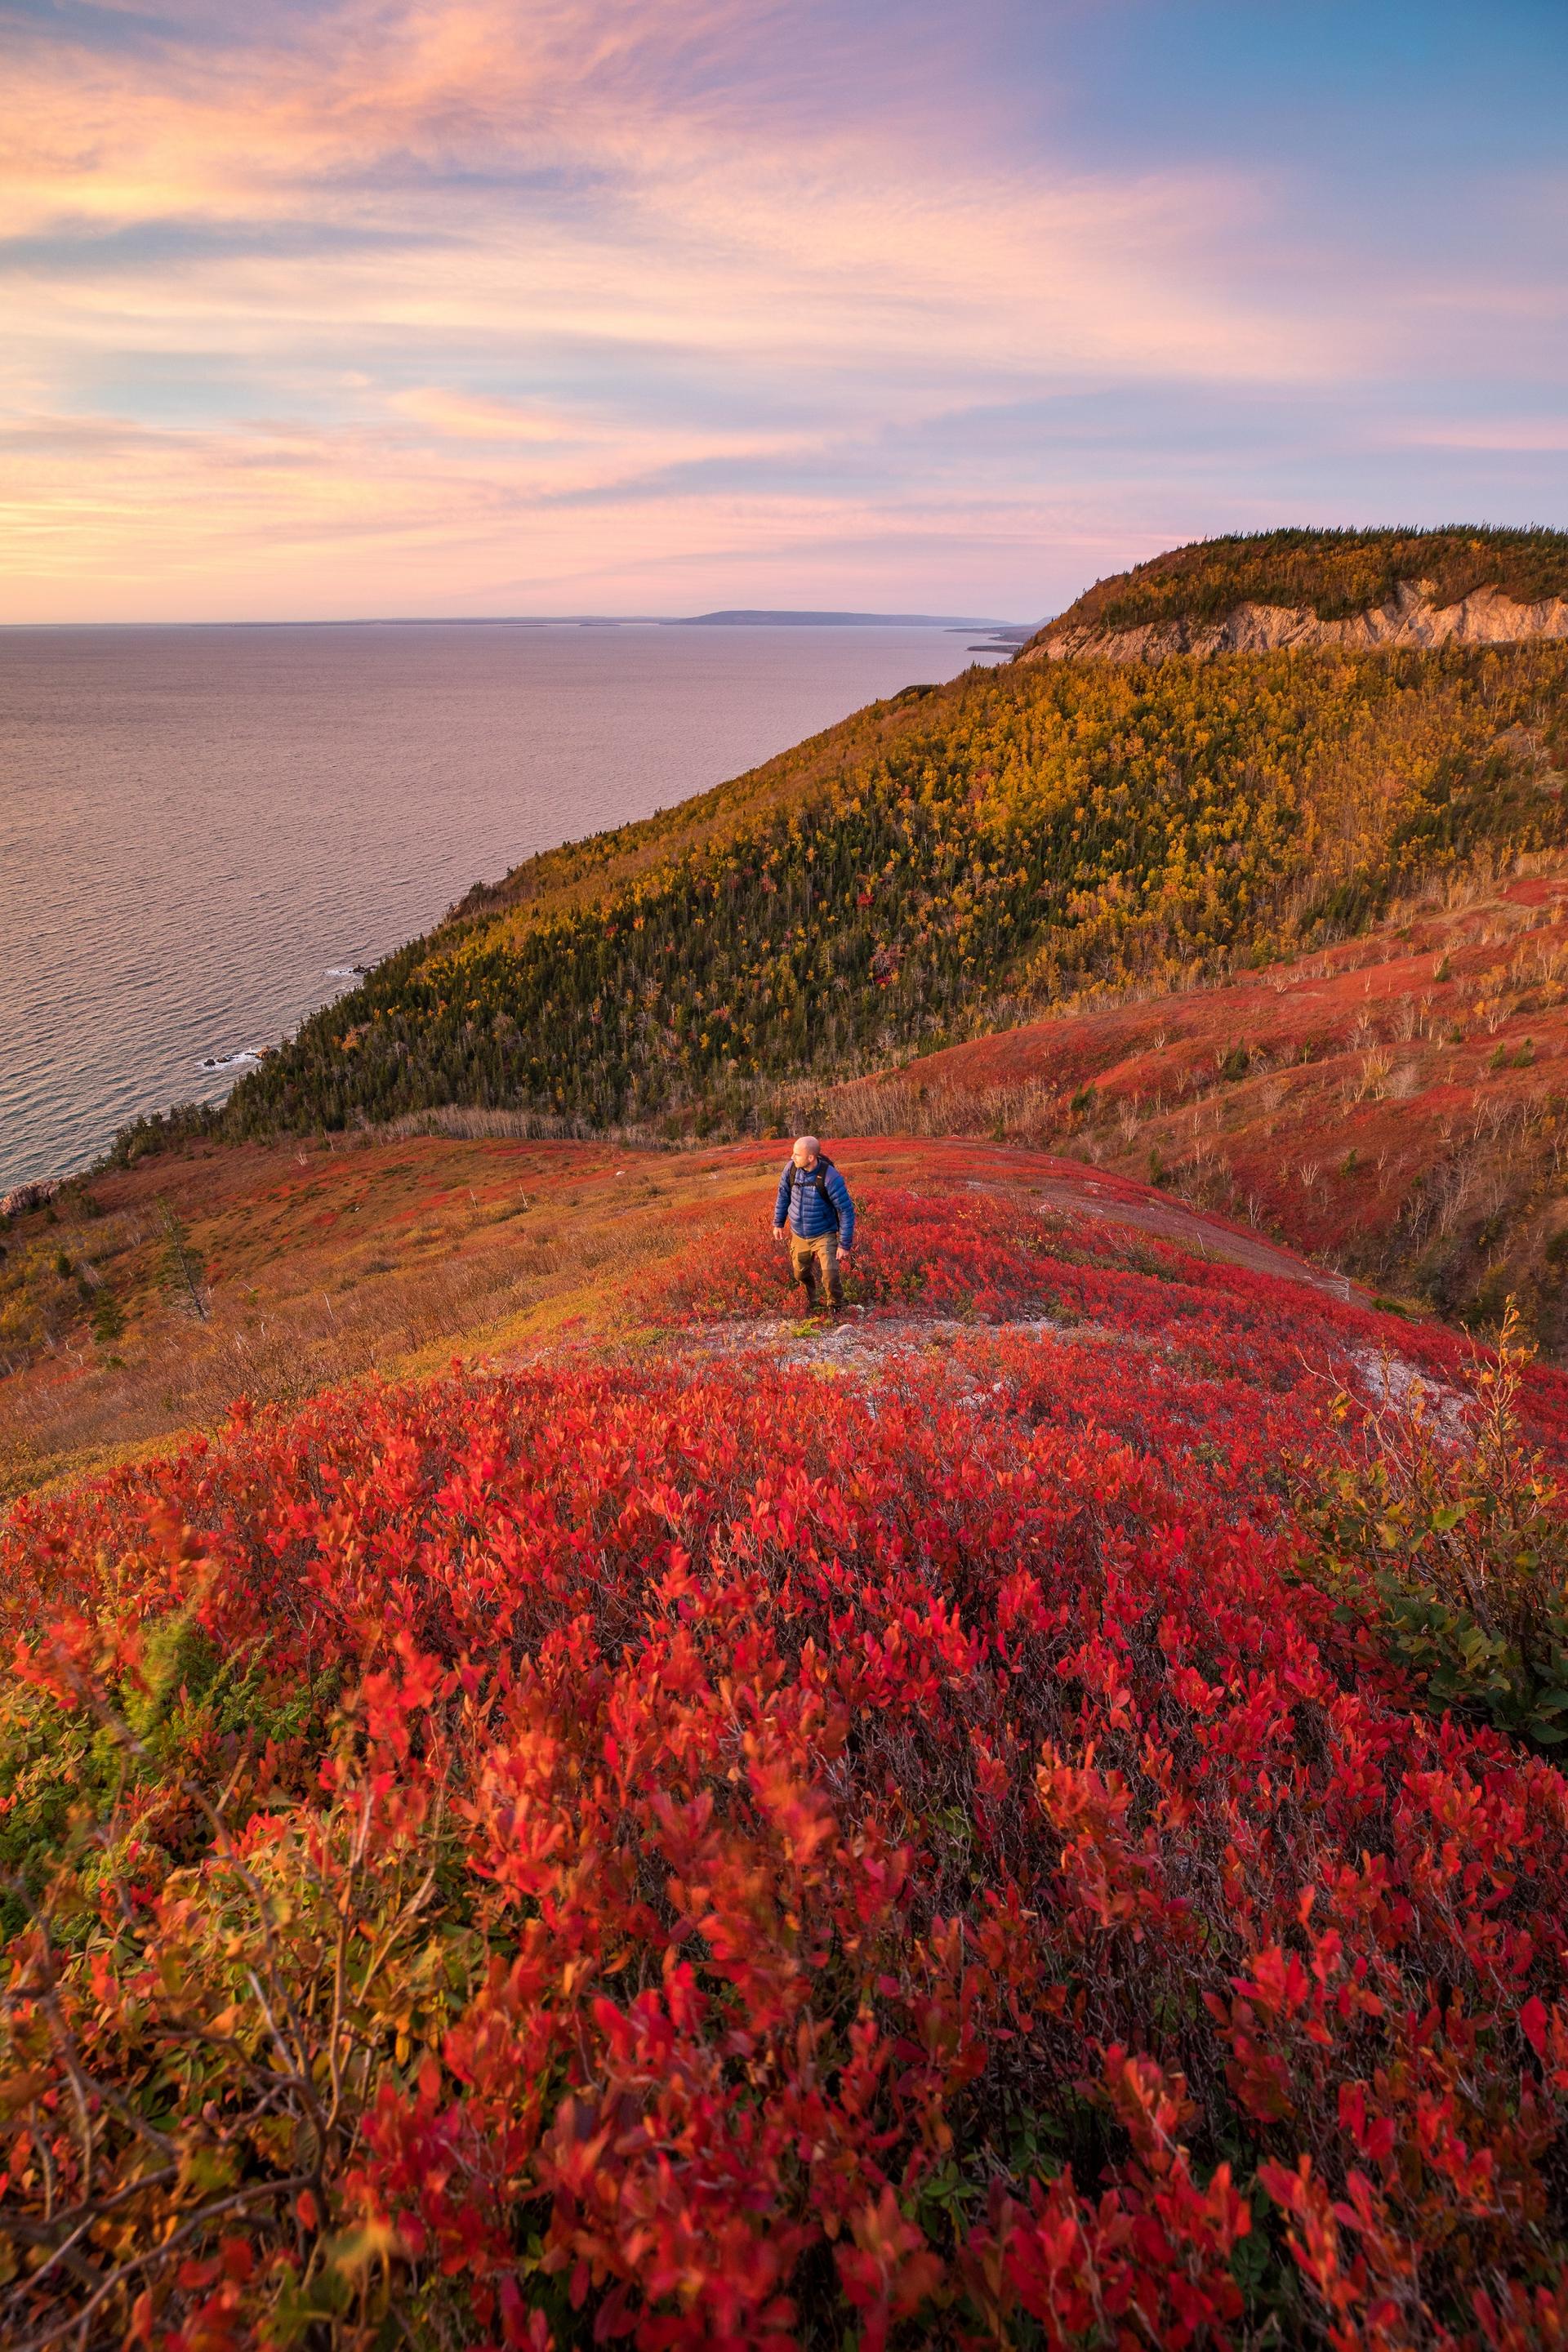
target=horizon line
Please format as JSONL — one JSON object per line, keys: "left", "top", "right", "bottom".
{"left": 0, "top": 609, "right": 1032, "bottom": 634}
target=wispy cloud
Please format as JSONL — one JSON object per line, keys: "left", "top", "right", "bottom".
{"left": 0, "top": 0, "right": 1562, "bottom": 617}
{"left": 1397, "top": 421, "right": 1568, "bottom": 454}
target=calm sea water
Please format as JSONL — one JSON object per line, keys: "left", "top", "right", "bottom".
{"left": 0, "top": 622, "right": 1002, "bottom": 1190}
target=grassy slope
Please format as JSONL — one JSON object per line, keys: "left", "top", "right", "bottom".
{"left": 1, "top": 1134, "right": 1352, "bottom": 1499}
{"left": 833, "top": 858, "right": 1568, "bottom": 1343}
{"left": 125, "top": 637, "right": 1568, "bottom": 1149}
{"left": 1033, "top": 524, "right": 1568, "bottom": 638}
{"left": 1, "top": 1134, "right": 725, "bottom": 1499}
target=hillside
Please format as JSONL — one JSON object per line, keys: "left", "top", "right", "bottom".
{"left": 6, "top": 1151, "right": 1568, "bottom": 2345}
{"left": 830, "top": 859, "right": 1568, "bottom": 1344}
{"left": 0, "top": 1133, "right": 1348, "bottom": 1499}
{"left": 26, "top": 845, "right": 1568, "bottom": 1510}
{"left": 1026, "top": 528, "right": 1568, "bottom": 662}
{"left": 113, "top": 622, "right": 1568, "bottom": 1158}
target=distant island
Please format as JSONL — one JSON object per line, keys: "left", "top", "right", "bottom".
{"left": 667, "top": 608, "right": 1017, "bottom": 627}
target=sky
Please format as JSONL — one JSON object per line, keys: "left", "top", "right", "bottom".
{"left": 2, "top": 0, "right": 1566, "bottom": 623}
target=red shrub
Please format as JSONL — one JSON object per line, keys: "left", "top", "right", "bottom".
{"left": 1, "top": 1205, "right": 1566, "bottom": 2346}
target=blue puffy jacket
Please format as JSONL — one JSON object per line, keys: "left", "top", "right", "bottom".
{"left": 774, "top": 1157, "right": 855, "bottom": 1245}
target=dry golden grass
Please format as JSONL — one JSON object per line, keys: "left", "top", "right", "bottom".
{"left": 0, "top": 1135, "right": 778, "bottom": 1498}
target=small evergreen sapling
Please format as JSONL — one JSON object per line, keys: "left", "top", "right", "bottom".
{"left": 158, "top": 1202, "right": 208, "bottom": 1322}
{"left": 91, "top": 1289, "right": 126, "bottom": 1348}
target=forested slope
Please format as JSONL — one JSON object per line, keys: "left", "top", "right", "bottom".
{"left": 121, "top": 636, "right": 1568, "bottom": 1152}
{"left": 831, "top": 863, "right": 1568, "bottom": 1345}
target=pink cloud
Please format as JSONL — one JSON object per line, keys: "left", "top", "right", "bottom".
{"left": 3, "top": 0, "right": 1543, "bottom": 621}
{"left": 1396, "top": 421, "right": 1568, "bottom": 453}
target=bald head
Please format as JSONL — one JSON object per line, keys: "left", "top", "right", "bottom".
{"left": 792, "top": 1135, "right": 820, "bottom": 1166}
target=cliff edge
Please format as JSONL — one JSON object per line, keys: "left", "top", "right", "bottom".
{"left": 1021, "top": 525, "right": 1568, "bottom": 664}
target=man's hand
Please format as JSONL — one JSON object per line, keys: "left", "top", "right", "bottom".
{"left": 838, "top": 1241, "right": 852, "bottom": 1259}
{"left": 773, "top": 1224, "right": 787, "bottom": 1244}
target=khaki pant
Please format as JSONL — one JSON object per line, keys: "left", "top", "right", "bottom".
{"left": 789, "top": 1228, "right": 843, "bottom": 1309}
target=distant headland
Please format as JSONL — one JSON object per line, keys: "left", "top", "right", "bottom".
{"left": 670, "top": 608, "right": 1016, "bottom": 627}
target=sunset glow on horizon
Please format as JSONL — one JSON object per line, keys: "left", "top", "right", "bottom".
{"left": 3, "top": 0, "right": 1566, "bottom": 623}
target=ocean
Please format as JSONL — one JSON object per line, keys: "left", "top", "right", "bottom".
{"left": 0, "top": 621, "right": 1003, "bottom": 1190}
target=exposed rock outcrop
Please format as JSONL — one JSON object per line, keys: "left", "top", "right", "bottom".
{"left": 1023, "top": 579, "right": 1568, "bottom": 665}
{"left": 0, "top": 1180, "right": 60, "bottom": 1219}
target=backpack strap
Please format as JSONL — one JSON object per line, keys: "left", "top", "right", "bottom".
{"left": 790, "top": 1157, "right": 836, "bottom": 1205}
{"left": 793, "top": 1158, "right": 837, "bottom": 1209}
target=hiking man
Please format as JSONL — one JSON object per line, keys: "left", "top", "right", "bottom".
{"left": 773, "top": 1135, "right": 855, "bottom": 1313}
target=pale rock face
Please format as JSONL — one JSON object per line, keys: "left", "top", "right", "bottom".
{"left": 0, "top": 1180, "right": 60, "bottom": 1218}
{"left": 1022, "top": 579, "right": 1568, "bottom": 665}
